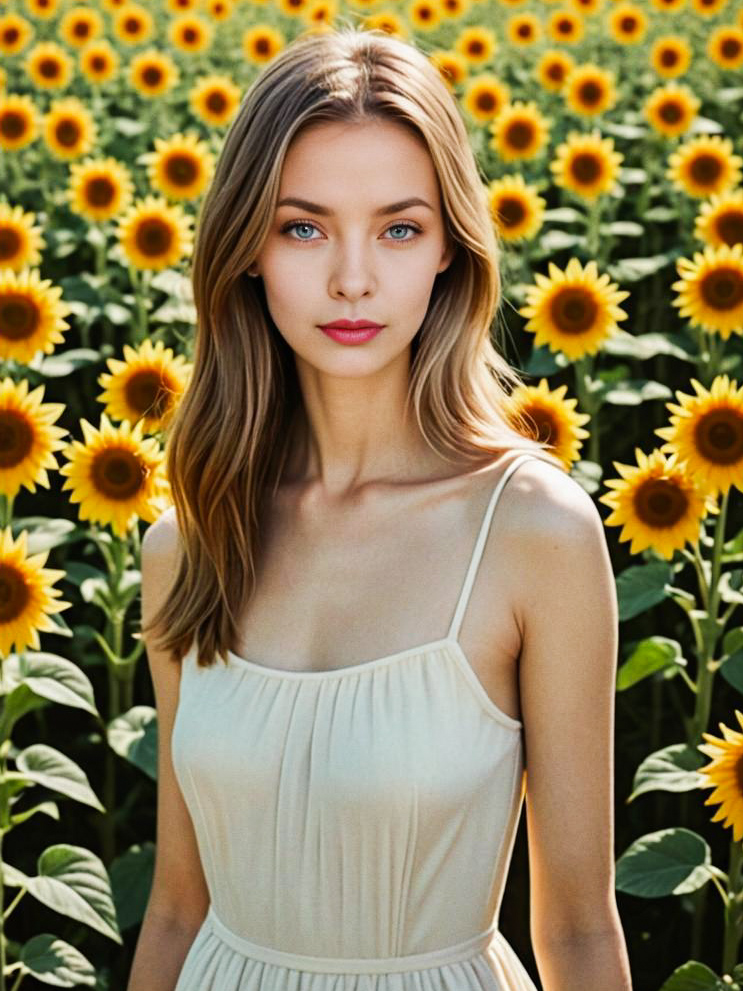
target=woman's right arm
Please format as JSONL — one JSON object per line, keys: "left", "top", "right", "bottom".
{"left": 126, "top": 508, "right": 210, "bottom": 991}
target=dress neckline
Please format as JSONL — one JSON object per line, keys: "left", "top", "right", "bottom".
{"left": 215, "top": 637, "right": 523, "bottom": 733}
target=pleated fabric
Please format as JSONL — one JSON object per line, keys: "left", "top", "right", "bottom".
{"left": 171, "top": 452, "right": 540, "bottom": 991}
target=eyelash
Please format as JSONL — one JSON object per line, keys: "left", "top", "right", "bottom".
{"left": 279, "top": 219, "right": 423, "bottom": 244}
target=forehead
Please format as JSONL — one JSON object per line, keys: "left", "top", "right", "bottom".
{"left": 278, "top": 119, "right": 439, "bottom": 204}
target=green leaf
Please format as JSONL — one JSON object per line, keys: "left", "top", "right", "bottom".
{"left": 522, "top": 343, "right": 565, "bottom": 376}
{"left": 8, "top": 517, "right": 77, "bottom": 555}
{"left": 0, "top": 652, "right": 99, "bottom": 721}
{"left": 601, "top": 378, "right": 673, "bottom": 405}
{"left": 603, "top": 121, "right": 647, "bottom": 140}
{"left": 607, "top": 254, "right": 676, "bottom": 283}
{"left": 603, "top": 330, "right": 693, "bottom": 361}
{"left": 617, "top": 636, "right": 685, "bottom": 690}
{"left": 538, "top": 229, "right": 585, "bottom": 252}
{"left": 719, "top": 650, "right": 743, "bottom": 694}
{"left": 615, "top": 828, "right": 712, "bottom": 897}
{"left": 20, "top": 933, "right": 97, "bottom": 988}
{"left": 25, "top": 845, "right": 121, "bottom": 943}
{"left": 107, "top": 706, "right": 157, "bottom": 780}
{"left": 541, "top": 207, "right": 585, "bottom": 224}
{"left": 36, "top": 350, "right": 102, "bottom": 378}
{"left": 642, "top": 206, "right": 678, "bottom": 223}
{"left": 15, "top": 744, "right": 105, "bottom": 812}
{"left": 599, "top": 221, "right": 644, "bottom": 237}
{"left": 108, "top": 842, "right": 155, "bottom": 931}
{"left": 619, "top": 167, "right": 648, "bottom": 184}
{"left": 659, "top": 960, "right": 731, "bottom": 991}
{"left": 615, "top": 561, "right": 673, "bottom": 621}
{"left": 628, "top": 744, "right": 707, "bottom": 802}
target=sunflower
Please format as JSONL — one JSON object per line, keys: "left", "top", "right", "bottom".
{"left": 24, "top": 0, "right": 60, "bottom": 18}
{"left": 409, "top": 0, "right": 441, "bottom": 29}
{"left": 667, "top": 135, "right": 743, "bottom": 199}
{"left": 690, "top": 0, "right": 727, "bottom": 14}
{"left": 430, "top": 49, "right": 469, "bottom": 87}
{"left": 707, "top": 25, "right": 743, "bottom": 69}
{"left": 59, "top": 414, "right": 168, "bottom": 538}
{"left": 0, "top": 93, "right": 39, "bottom": 151}
{"left": 439, "top": 0, "right": 472, "bottom": 19}
{"left": 116, "top": 195, "right": 194, "bottom": 271}
{"left": 650, "top": 35, "right": 692, "bottom": 77}
{"left": 362, "top": 10, "right": 405, "bottom": 33}
{"left": 305, "top": 0, "right": 340, "bottom": 28}
{"left": 0, "top": 268, "right": 71, "bottom": 363}
{"left": 536, "top": 49, "right": 575, "bottom": 91}
{"left": 695, "top": 190, "right": 743, "bottom": 249}
{"left": 25, "top": 40, "right": 74, "bottom": 89}
{"left": 489, "top": 100, "right": 551, "bottom": 161}
{"left": 242, "top": 24, "right": 284, "bottom": 63}
{"left": 547, "top": 9, "right": 585, "bottom": 43}
{"left": 518, "top": 257, "right": 630, "bottom": 359}
{"left": 129, "top": 49, "right": 180, "bottom": 97}
{"left": 0, "top": 67, "right": 6, "bottom": 91}
{"left": 0, "top": 526, "right": 70, "bottom": 659}
{"left": 42, "top": 96, "right": 96, "bottom": 161}
{"left": 141, "top": 132, "right": 215, "bottom": 201}
{"left": 606, "top": 1, "right": 648, "bottom": 43}
{"left": 564, "top": 62, "right": 617, "bottom": 115}
{"left": 504, "top": 378, "right": 590, "bottom": 468}
{"left": 112, "top": 3, "right": 155, "bottom": 45}
{"left": 0, "top": 204, "right": 45, "bottom": 271}
{"left": 168, "top": 13, "right": 213, "bottom": 51}
{"left": 650, "top": 0, "right": 685, "bottom": 10}
{"left": 0, "top": 12, "right": 34, "bottom": 56}
{"left": 59, "top": 5, "right": 103, "bottom": 48}
{"left": 98, "top": 339, "right": 192, "bottom": 433}
{"left": 569, "top": 0, "right": 603, "bottom": 13}
{"left": 205, "top": 0, "right": 235, "bottom": 19}
{"left": 0, "top": 377, "right": 68, "bottom": 499}
{"left": 598, "top": 448, "right": 718, "bottom": 560}
{"left": 671, "top": 244, "right": 743, "bottom": 340}
{"left": 455, "top": 25, "right": 496, "bottom": 64}
{"left": 507, "top": 12, "right": 541, "bottom": 44}
{"left": 189, "top": 73, "right": 241, "bottom": 126}
{"left": 462, "top": 73, "right": 510, "bottom": 123}
{"left": 67, "top": 156, "right": 134, "bottom": 222}
{"left": 655, "top": 375, "right": 743, "bottom": 497}
{"left": 101, "top": 0, "right": 129, "bottom": 9}
{"left": 79, "top": 39, "right": 119, "bottom": 83}
{"left": 487, "top": 174, "right": 547, "bottom": 241}
{"left": 644, "top": 82, "right": 700, "bottom": 138}
{"left": 165, "top": 0, "right": 199, "bottom": 10}
{"left": 550, "top": 129, "right": 623, "bottom": 201}
{"left": 698, "top": 711, "right": 743, "bottom": 841}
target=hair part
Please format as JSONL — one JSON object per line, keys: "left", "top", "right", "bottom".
{"left": 143, "top": 24, "right": 564, "bottom": 670}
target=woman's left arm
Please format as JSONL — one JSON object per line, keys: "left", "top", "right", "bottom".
{"left": 512, "top": 462, "right": 633, "bottom": 991}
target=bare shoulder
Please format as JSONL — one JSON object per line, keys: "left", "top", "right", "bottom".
{"left": 499, "top": 457, "right": 612, "bottom": 628}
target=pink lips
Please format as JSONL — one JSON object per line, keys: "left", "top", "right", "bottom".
{"left": 319, "top": 320, "right": 384, "bottom": 330}
{"left": 319, "top": 322, "right": 384, "bottom": 345}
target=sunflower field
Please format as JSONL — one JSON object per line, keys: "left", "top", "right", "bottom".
{"left": 1, "top": 0, "right": 743, "bottom": 986}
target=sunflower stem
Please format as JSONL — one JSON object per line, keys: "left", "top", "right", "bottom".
{"left": 723, "top": 840, "right": 743, "bottom": 973}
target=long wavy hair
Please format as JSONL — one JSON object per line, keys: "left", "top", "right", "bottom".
{"left": 143, "top": 23, "right": 565, "bottom": 669}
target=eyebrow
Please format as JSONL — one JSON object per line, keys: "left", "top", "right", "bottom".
{"left": 276, "top": 196, "right": 434, "bottom": 216}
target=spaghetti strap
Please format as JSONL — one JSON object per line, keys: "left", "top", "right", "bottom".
{"left": 447, "top": 451, "right": 537, "bottom": 643}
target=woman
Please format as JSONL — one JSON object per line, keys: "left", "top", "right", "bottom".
{"left": 129, "top": 24, "right": 633, "bottom": 991}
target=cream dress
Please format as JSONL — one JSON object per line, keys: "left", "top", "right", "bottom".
{"left": 172, "top": 451, "right": 541, "bottom": 990}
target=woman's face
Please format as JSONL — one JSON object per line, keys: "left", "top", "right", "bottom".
{"left": 252, "top": 118, "right": 455, "bottom": 377}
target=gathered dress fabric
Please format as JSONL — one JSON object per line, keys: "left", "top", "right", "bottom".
{"left": 171, "top": 451, "right": 541, "bottom": 990}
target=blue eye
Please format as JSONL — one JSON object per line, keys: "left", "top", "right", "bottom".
{"left": 280, "top": 221, "right": 422, "bottom": 242}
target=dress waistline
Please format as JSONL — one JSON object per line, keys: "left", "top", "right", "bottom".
{"left": 205, "top": 904, "right": 497, "bottom": 974}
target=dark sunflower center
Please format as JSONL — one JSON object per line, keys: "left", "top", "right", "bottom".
{"left": 143, "top": 65, "right": 163, "bottom": 85}
{"left": 0, "top": 293, "right": 39, "bottom": 340}
{"left": 550, "top": 287, "right": 598, "bottom": 332}
{"left": 635, "top": 478, "right": 688, "bottom": 528}
{"left": 86, "top": 176, "right": 116, "bottom": 206}
{"left": 570, "top": 152, "right": 602, "bottom": 183}
{"left": 92, "top": 448, "right": 146, "bottom": 500}
{"left": 716, "top": 210, "right": 743, "bottom": 246}
{"left": 696, "top": 409, "right": 743, "bottom": 463}
{"left": 505, "top": 120, "right": 535, "bottom": 150}
{"left": 690, "top": 153, "right": 722, "bottom": 185}
{"left": 56, "top": 119, "right": 80, "bottom": 147}
{"left": 0, "top": 228, "right": 21, "bottom": 261}
{"left": 135, "top": 218, "right": 174, "bottom": 257}
{"left": 578, "top": 80, "right": 603, "bottom": 106}
{"left": 0, "top": 564, "right": 30, "bottom": 623}
{"left": 659, "top": 100, "right": 683, "bottom": 124}
{"left": 699, "top": 267, "right": 743, "bottom": 310}
{"left": 206, "top": 90, "right": 227, "bottom": 113}
{"left": 476, "top": 91, "right": 496, "bottom": 111}
{"left": 39, "top": 58, "right": 60, "bottom": 79}
{"left": 0, "top": 409, "right": 33, "bottom": 468}
{"left": 165, "top": 153, "right": 199, "bottom": 186}
{"left": 126, "top": 371, "right": 169, "bottom": 418}
{"left": 497, "top": 196, "right": 526, "bottom": 227}
{"left": 0, "top": 111, "right": 24, "bottom": 140}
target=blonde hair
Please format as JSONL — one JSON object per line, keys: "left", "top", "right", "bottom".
{"left": 144, "top": 24, "right": 564, "bottom": 669}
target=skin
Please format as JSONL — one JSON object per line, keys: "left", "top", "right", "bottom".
{"left": 251, "top": 117, "right": 456, "bottom": 496}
